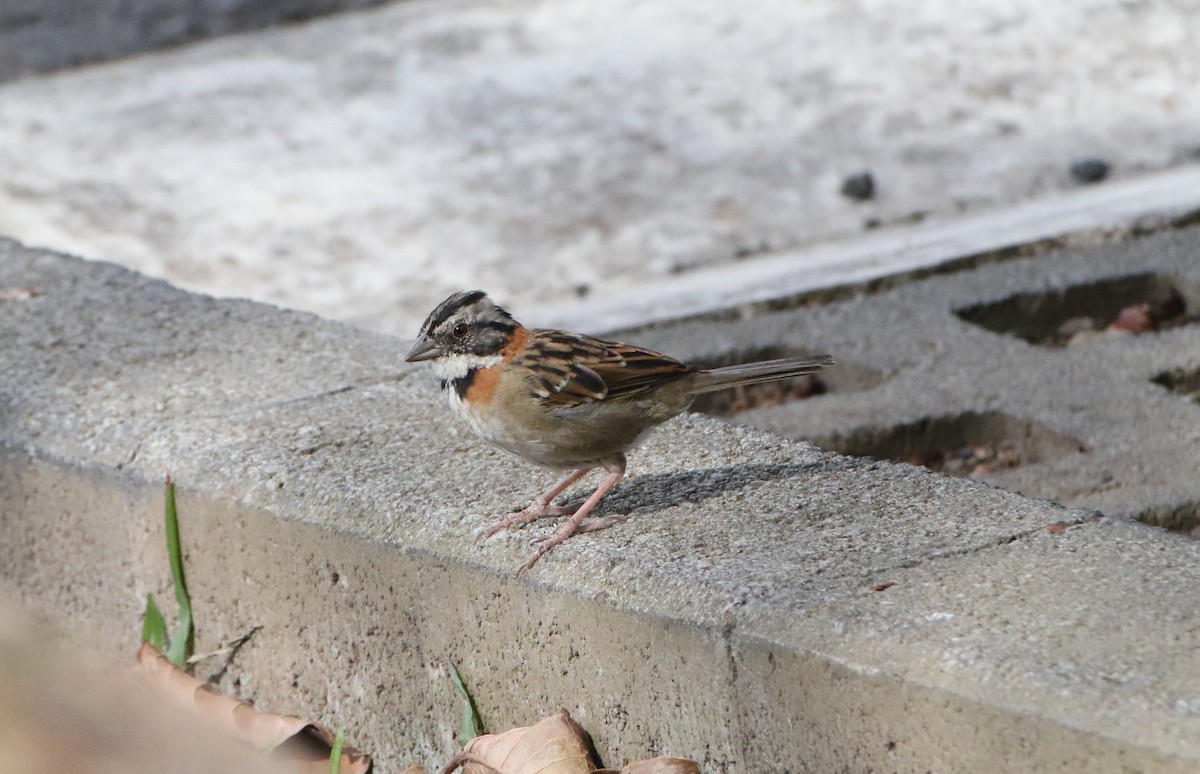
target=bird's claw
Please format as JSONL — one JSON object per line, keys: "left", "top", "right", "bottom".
{"left": 478, "top": 502, "right": 576, "bottom": 543}
{"left": 529, "top": 515, "right": 626, "bottom": 545}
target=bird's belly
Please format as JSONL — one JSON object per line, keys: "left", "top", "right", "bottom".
{"left": 448, "top": 388, "right": 560, "bottom": 465}
{"left": 447, "top": 388, "right": 659, "bottom": 468}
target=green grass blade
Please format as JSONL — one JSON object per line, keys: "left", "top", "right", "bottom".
{"left": 328, "top": 728, "right": 345, "bottom": 774}
{"left": 448, "top": 661, "right": 483, "bottom": 745}
{"left": 162, "top": 477, "right": 195, "bottom": 667}
{"left": 142, "top": 593, "right": 167, "bottom": 651}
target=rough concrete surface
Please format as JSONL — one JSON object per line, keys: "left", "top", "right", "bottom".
{"left": 1, "top": 0, "right": 1199, "bottom": 335}
{"left": 3, "top": 239, "right": 1200, "bottom": 771}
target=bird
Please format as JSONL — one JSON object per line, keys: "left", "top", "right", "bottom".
{"left": 405, "top": 289, "right": 835, "bottom": 574}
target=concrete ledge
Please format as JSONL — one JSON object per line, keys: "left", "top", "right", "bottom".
{"left": 3, "top": 239, "right": 1200, "bottom": 771}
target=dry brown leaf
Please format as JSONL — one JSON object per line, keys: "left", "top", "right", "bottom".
{"left": 0, "top": 600, "right": 296, "bottom": 774}
{"left": 441, "top": 710, "right": 595, "bottom": 774}
{"left": 399, "top": 767, "right": 428, "bottom": 774}
{"left": 133, "top": 643, "right": 372, "bottom": 773}
{"left": 440, "top": 711, "right": 702, "bottom": 774}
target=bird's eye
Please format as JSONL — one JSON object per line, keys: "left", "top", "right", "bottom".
{"left": 452, "top": 323, "right": 469, "bottom": 339}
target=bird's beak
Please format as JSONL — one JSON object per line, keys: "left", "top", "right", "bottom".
{"left": 405, "top": 334, "right": 441, "bottom": 363}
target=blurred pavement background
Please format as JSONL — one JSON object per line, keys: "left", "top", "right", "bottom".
{"left": 1, "top": 0, "right": 1197, "bottom": 334}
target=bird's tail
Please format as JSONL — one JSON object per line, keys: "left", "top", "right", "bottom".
{"left": 687, "top": 354, "right": 835, "bottom": 395}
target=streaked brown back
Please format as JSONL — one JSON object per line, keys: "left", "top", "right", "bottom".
{"left": 514, "top": 330, "right": 695, "bottom": 409}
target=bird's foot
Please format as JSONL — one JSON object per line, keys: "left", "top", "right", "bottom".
{"left": 516, "top": 514, "right": 627, "bottom": 576}
{"left": 495, "top": 461, "right": 627, "bottom": 576}
{"left": 477, "top": 502, "right": 575, "bottom": 542}
{"left": 532, "top": 515, "right": 626, "bottom": 542}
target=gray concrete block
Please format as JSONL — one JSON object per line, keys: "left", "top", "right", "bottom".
{"left": 3, "top": 239, "right": 1200, "bottom": 770}
{"left": 619, "top": 224, "right": 1200, "bottom": 536}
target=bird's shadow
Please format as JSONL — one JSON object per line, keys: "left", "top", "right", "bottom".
{"left": 547, "top": 461, "right": 825, "bottom": 519}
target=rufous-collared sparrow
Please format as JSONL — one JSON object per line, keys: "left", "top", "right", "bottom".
{"left": 406, "top": 290, "right": 834, "bottom": 574}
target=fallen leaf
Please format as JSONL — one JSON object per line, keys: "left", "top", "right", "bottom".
{"left": 0, "top": 599, "right": 295, "bottom": 774}
{"left": 446, "top": 710, "right": 593, "bottom": 774}
{"left": 869, "top": 581, "right": 896, "bottom": 592}
{"left": 1046, "top": 522, "right": 1068, "bottom": 534}
{"left": 439, "top": 711, "right": 702, "bottom": 774}
{"left": 133, "top": 643, "right": 372, "bottom": 773}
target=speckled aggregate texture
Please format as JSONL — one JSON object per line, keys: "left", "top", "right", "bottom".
{"left": 2, "top": 240, "right": 1200, "bottom": 771}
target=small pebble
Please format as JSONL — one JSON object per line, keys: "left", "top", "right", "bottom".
{"left": 1070, "top": 158, "right": 1110, "bottom": 183}
{"left": 840, "top": 171, "right": 876, "bottom": 201}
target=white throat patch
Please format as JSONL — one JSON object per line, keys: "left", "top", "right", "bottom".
{"left": 432, "top": 352, "right": 503, "bottom": 382}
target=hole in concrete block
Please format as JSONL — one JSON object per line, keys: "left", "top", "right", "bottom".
{"left": 955, "top": 272, "right": 1200, "bottom": 347}
{"left": 812, "top": 411, "right": 1087, "bottom": 478}
{"left": 1152, "top": 366, "right": 1200, "bottom": 402}
{"left": 1135, "top": 502, "right": 1200, "bottom": 536}
{"left": 687, "top": 345, "right": 885, "bottom": 416}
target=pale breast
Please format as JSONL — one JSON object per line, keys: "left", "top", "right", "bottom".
{"left": 444, "top": 355, "right": 691, "bottom": 469}
{"left": 444, "top": 365, "right": 557, "bottom": 465}
{"left": 454, "top": 388, "right": 567, "bottom": 465}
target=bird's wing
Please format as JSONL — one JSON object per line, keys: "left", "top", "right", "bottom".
{"left": 516, "top": 330, "right": 695, "bottom": 408}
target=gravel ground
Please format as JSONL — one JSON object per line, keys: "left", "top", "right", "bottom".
{"left": 0, "top": 0, "right": 1197, "bottom": 335}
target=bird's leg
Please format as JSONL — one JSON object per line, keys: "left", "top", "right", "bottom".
{"left": 480, "top": 466, "right": 593, "bottom": 539}
{"left": 517, "top": 456, "right": 627, "bottom": 576}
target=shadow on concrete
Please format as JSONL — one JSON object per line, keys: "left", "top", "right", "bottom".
{"left": 537, "top": 461, "right": 828, "bottom": 519}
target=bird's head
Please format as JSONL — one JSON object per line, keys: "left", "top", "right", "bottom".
{"left": 405, "top": 290, "right": 520, "bottom": 377}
